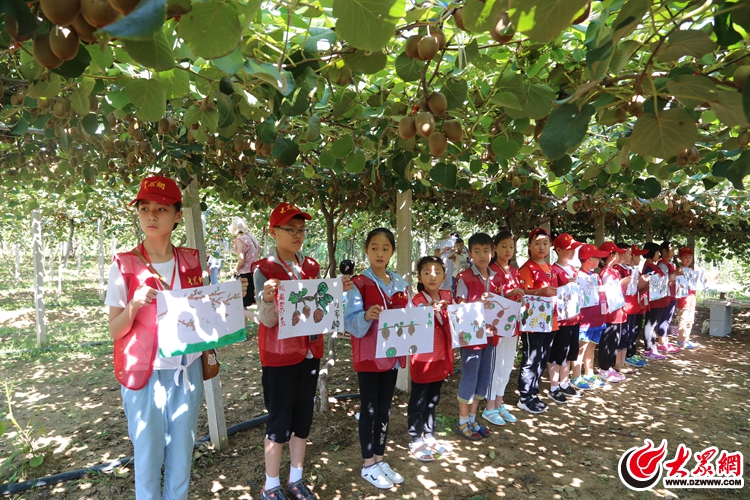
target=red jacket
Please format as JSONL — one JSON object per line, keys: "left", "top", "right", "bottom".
{"left": 257, "top": 256, "right": 324, "bottom": 367}
{"left": 578, "top": 269, "right": 606, "bottom": 329}
{"left": 113, "top": 243, "right": 203, "bottom": 390}
{"left": 410, "top": 290, "right": 454, "bottom": 383}
{"left": 643, "top": 261, "right": 669, "bottom": 309}
{"left": 601, "top": 266, "right": 627, "bottom": 324}
{"left": 520, "top": 260, "right": 559, "bottom": 331}
{"left": 350, "top": 274, "right": 408, "bottom": 372}
{"left": 614, "top": 264, "right": 642, "bottom": 315}
{"left": 490, "top": 262, "right": 522, "bottom": 336}
{"left": 456, "top": 267, "right": 503, "bottom": 348}
{"left": 551, "top": 262, "right": 581, "bottom": 326}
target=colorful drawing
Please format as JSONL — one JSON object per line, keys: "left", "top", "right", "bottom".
{"left": 447, "top": 302, "right": 488, "bottom": 348}
{"left": 483, "top": 293, "right": 521, "bottom": 338}
{"left": 576, "top": 274, "right": 600, "bottom": 307}
{"left": 556, "top": 283, "right": 581, "bottom": 321}
{"left": 156, "top": 281, "right": 246, "bottom": 357}
{"left": 277, "top": 278, "right": 344, "bottom": 339}
{"left": 603, "top": 279, "right": 626, "bottom": 312}
{"left": 649, "top": 274, "right": 669, "bottom": 302}
{"left": 684, "top": 268, "right": 706, "bottom": 291}
{"left": 375, "top": 307, "right": 434, "bottom": 358}
{"left": 626, "top": 268, "right": 640, "bottom": 296}
{"left": 675, "top": 276, "right": 689, "bottom": 298}
{"left": 519, "top": 296, "right": 554, "bottom": 333}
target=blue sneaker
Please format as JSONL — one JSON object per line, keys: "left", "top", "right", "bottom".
{"left": 584, "top": 374, "right": 607, "bottom": 388}
{"left": 497, "top": 404, "right": 517, "bottom": 423}
{"left": 571, "top": 376, "right": 592, "bottom": 391}
{"left": 677, "top": 341, "right": 696, "bottom": 349}
{"left": 626, "top": 356, "right": 647, "bottom": 367}
{"left": 481, "top": 408, "right": 506, "bottom": 426}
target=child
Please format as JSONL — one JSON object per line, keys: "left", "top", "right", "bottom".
{"left": 451, "top": 237, "right": 470, "bottom": 277}
{"left": 454, "top": 233, "right": 500, "bottom": 437}
{"left": 574, "top": 244, "right": 613, "bottom": 387}
{"left": 255, "top": 202, "right": 350, "bottom": 500}
{"left": 614, "top": 243, "right": 647, "bottom": 369}
{"left": 106, "top": 176, "right": 247, "bottom": 500}
{"left": 408, "top": 256, "right": 454, "bottom": 461}
{"left": 345, "top": 228, "right": 409, "bottom": 490}
{"left": 627, "top": 244, "right": 650, "bottom": 364}
{"left": 598, "top": 242, "right": 629, "bottom": 382}
{"left": 641, "top": 242, "right": 669, "bottom": 360}
{"left": 550, "top": 233, "right": 586, "bottom": 397}
{"left": 517, "top": 228, "right": 559, "bottom": 413}
{"left": 676, "top": 246, "right": 697, "bottom": 349}
{"left": 657, "top": 240, "right": 681, "bottom": 353}
{"left": 483, "top": 231, "right": 523, "bottom": 425}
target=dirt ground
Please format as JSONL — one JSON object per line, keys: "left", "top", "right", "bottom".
{"left": 1, "top": 306, "right": 749, "bottom": 500}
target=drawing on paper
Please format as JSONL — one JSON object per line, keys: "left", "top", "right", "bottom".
{"left": 375, "top": 307, "right": 434, "bottom": 358}
{"left": 675, "top": 275, "right": 689, "bottom": 298}
{"left": 519, "top": 296, "right": 554, "bottom": 333}
{"left": 277, "top": 278, "right": 343, "bottom": 339}
{"left": 556, "top": 283, "right": 581, "bottom": 321}
{"left": 447, "top": 302, "right": 487, "bottom": 348}
{"left": 576, "top": 274, "right": 600, "bottom": 307}
{"left": 649, "top": 274, "right": 669, "bottom": 302}
{"left": 483, "top": 293, "right": 520, "bottom": 337}
{"left": 626, "top": 268, "right": 640, "bottom": 295}
{"left": 603, "top": 279, "right": 626, "bottom": 312}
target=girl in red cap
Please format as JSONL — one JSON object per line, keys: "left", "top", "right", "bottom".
{"left": 598, "top": 242, "right": 630, "bottom": 382}
{"left": 641, "top": 242, "right": 669, "bottom": 360}
{"left": 657, "top": 241, "right": 681, "bottom": 353}
{"left": 575, "top": 244, "right": 611, "bottom": 387}
{"left": 675, "top": 247, "right": 698, "bottom": 349}
{"left": 614, "top": 243, "right": 648, "bottom": 368}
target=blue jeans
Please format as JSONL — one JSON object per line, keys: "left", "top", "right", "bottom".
{"left": 457, "top": 345, "right": 494, "bottom": 404}
{"left": 121, "top": 358, "right": 203, "bottom": 500}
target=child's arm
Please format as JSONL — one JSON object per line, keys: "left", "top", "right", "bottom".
{"left": 254, "top": 267, "right": 279, "bottom": 327}
{"left": 454, "top": 276, "right": 468, "bottom": 304}
{"left": 108, "top": 285, "right": 156, "bottom": 340}
{"left": 344, "top": 284, "right": 379, "bottom": 337}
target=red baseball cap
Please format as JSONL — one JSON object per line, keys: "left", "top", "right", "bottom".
{"left": 553, "top": 233, "right": 583, "bottom": 250}
{"left": 270, "top": 202, "right": 312, "bottom": 227}
{"left": 579, "top": 244, "right": 609, "bottom": 261}
{"left": 678, "top": 246, "right": 694, "bottom": 257}
{"left": 528, "top": 227, "right": 550, "bottom": 241}
{"left": 130, "top": 175, "right": 182, "bottom": 206}
{"left": 599, "top": 241, "right": 627, "bottom": 254}
{"left": 631, "top": 244, "right": 649, "bottom": 256}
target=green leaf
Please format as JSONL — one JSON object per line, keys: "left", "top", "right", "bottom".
{"left": 551, "top": 155, "right": 573, "bottom": 177}
{"left": 510, "top": 0, "right": 588, "bottom": 42}
{"left": 441, "top": 78, "right": 468, "bottom": 110}
{"left": 611, "top": 0, "right": 649, "bottom": 43}
{"left": 333, "top": 0, "right": 406, "bottom": 52}
{"left": 183, "top": 105, "right": 219, "bottom": 133}
{"left": 51, "top": 46, "right": 91, "bottom": 79}
{"left": 295, "top": 27, "right": 336, "bottom": 53}
{"left": 656, "top": 30, "right": 717, "bottom": 63}
{"left": 101, "top": 0, "right": 168, "bottom": 40}
{"left": 395, "top": 52, "right": 423, "bottom": 82}
{"left": 495, "top": 72, "right": 525, "bottom": 100}
{"left": 707, "top": 91, "right": 750, "bottom": 128}
{"left": 666, "top": 75, "right": 717, "bottom": 109}
{"left": 609, "top": 40, "right": 640, "bottom": 76}
{"left": 634, "top": 177, "right": 663, "bottom": 199}
{"left": 744, "top": 81, "right": 750, "bottom": 125}
{"left": 345, "top": 50, "right": 387, "bottom": 74}
{"left": 0, "top": 420, "right": 6, "bottom": 436}
{"left": 305, "top": 114, "right": 321, "bottom": 142}
{"left": 26, "top": 77, "right": 61, "bottom": 99}
{"left": 272, "top": 137, "right": 299, "bottom": 166}
{"left": 178, "top": 1, "right": 241, "bottom": 59}
{"left": 87, "top": 45, "right": 114, "bottom": 73}
{"left": 29, "top": 455, "right": 44, "bottom": 467}
{"left": 491, "top": 136, "right": 520, "bottom": 159}
{"left": 106, "top": 90, "right": 130, "bottom": 110}
{"left": 719, "top": 150, "right": 750, "bottom": 190}
{"left": 155, "top": 68, "right": 190, "bottom": 99}
{"left": 215, "top": 92, "right": 234, "bottom": 128}
{"left": 331, "top": 135, "right": 354, "bottom": 158}
{"left": 539, "top": 103, "right": 595, "bottom": 160}
{"left": 430, "top": 163, "right": 458, "bottom": 189}
{"left": 125, "top": 79, "right": 167, "bottom": 122}
{"left": 462, "top": 0, "right": 509, "bottom": 32}
{"left": 82, "top": 113, "right": 108, "bottom": 135}
{"left": 491, "top": 91, "right": 523, "bottom": 110}
{"left": 243, "top": 59, "right": 295, "bottom": 95}
{"left": 213, "top": 47, "right": 245, "bottom": 75}
{"left": 630, "top": 108, "right": 699, "bottom": 159}
{"left": 507, "top": 83, "right": 555, "bottom": 120}
{"left": 122, "top": 30, "right": 175, "bottom": 71}
{"left": 70, "top": 79, "right": 96, "bottom": 116}
{"left": 345, "top": 149, "right": 366, "bottom": 173}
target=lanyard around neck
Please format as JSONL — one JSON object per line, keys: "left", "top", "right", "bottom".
{"left": 141, "top": 245, "right": 178, "bottom": 290}
{"left": 278, "top": 254, "right": 302, "bottom": 279}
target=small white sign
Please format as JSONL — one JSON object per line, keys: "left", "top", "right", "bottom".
{"left": 375, "top": 307, "right": 434, "bottom": 358}
{"left": 277, "top": 278, "right": 344, "bottom": 339}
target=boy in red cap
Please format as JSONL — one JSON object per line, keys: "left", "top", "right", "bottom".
{"left": 614, "top": 243, "right": 648, "bottom": 368}
{"left": 255, "top": 202, "right": 352, "bottom": 499}
{"left": 549, "top": 233, "right": 586, "bottom": 399}
{"left": 598, "top": 242, "right": 630, "bottom": 382}
{"left": 676, "top": 246, "right": 697, "bottom": 349}
{"left": 107, "top": 175, "right": 248, "bottom": 500}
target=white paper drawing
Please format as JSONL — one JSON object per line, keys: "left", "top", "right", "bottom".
{"left": 483, "top": 293, "right": 521, "bottom": 337}
{"left": 375, "top": 307, "right": 434, "bottom": 358}
{"left": 576, "top": 274, "right": 600, "bottom": 308}
{"left": 626, "top": 268, "right": 640, "bottom": 296}
{"left": 519, "top": 296, "right": 554, "bottom": 333}
{"left": 675, "top": 276, "right": 689, "bottom": 298}
{"left": 447, "top": 302, "right": 488, "bottom": 348}
{"left": 684, "top": 268, "right": 706, "bottom": 291}
{"left": 556, "top": 283, "right": 581, "bottom": 321}
{"left": 156, "top": 281, "right": 246, "bottom": 357}
{"left": 603, "top": 279, "right": 626, "bottom": 312}
{"left": 649, "top": 274, "right": 669, "bottom": 302}
{"left": 277, "top": 278, "right": 343, "bottom": 339}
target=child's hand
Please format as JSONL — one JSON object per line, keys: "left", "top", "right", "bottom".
{"left": 262, "top": 279, "right": 280, "bottom": 303}
{"left": 239, "top": 277, "right": 249, "bottom": 297}
{"left": 481, "top": 292, "right": 491, "bottom": 300}
{"left": 342, "top": 275, "right": 354, "bottom": 292}
{"left": 597, "top": 285, "right": 606, "bottom": 293}
{"left": 507, "top": 288, "right": 524, "bottom": 298}
{"left": 539, "top": 286, "right": 557, "bottom": 297}
{"left": 364, "top": 305, "right": 382, "bottom": 321}
{"left": 621, "top": 276, "right": 632, "bottom": 286}
{"left": 131, "top": 285, "right": 157, "bottom": 310}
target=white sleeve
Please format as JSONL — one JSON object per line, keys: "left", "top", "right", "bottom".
{"left": 104, "top": 261, "right": 129, "bottom": 308}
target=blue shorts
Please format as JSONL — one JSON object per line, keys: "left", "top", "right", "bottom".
{"left": 579, "top": 325, "right": 604, "bottom": 344}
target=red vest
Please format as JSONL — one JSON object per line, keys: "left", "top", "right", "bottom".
{"left": 551, "top": 262, "right": 581, "bottom": 326}
{"left": 456, "top": 268, "right": 503, "bottom": 348}
{"left": 350, "top": 274, "right": 409, "bottom": 372}
{"left": 520, "top": 260, "right": 559, "bottom": 331}
{"left": 614, "top": 264, "right": 642, "bottom": 315}
{"left": 113, "top": 244, "right": 203, "bottom": 390}
{"left": 578, "top": 269, "right": 606, "bottom": 328}
{"left": 601, "top": 266, "right": 627, "bottom": 324}
{"left": 643, "top": 261, "right": 669, "bottom": 309}
{"left": 410, "top": 290, "right": 454, "bottom": 383}
{"left": 256, "top": 256, "right": 323, "bottom": 367}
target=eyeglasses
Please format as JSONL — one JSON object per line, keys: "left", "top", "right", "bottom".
{"left": 274, "top": 226, "right": 307, "bottom": 237}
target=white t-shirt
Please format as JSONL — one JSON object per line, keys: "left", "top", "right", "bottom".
{"left": 106, "top": 259, "right": 201, "bottom": 371}
{"left": 434, "top": 237, "right": 456, "bottom": 288}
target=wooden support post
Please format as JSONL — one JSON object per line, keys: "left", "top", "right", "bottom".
{"left": 56, "top": 242, "right": 63, "bottom": 301}
{"left": 111, "top": 235, "right": 117, "bottom": 259}
{"left": 542, "top": 220, "right": 551, "bottom": 262}
{"left": 98, "top": 219, "right": 105, "bottom": 302}
{"left": 395, "top": 190, "right": 413, "bottom": 392}
{"left": 594, "top": 214, "right": 605, "bottom": 246}
{"left": 14, "top": 243, "right": 20, "bottom": 284}
{"left": 77, "top": 246, "right": 82, "bottom": 274}
{"left": 32, "top": 210, "right": 47, "bottom": 347}
{"left": 687, "top": 234, "right": 695, "bottom": 250}
{"left": 182, "top": 177, "right": 229, "bottom": 451}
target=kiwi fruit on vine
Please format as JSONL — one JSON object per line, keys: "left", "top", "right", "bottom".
{"left": 572, "top": 0, "right": 591, "bottom": 24}
{"left": 157, "top": 118, "right": 169, "bottom": 134}
{"left": 429, "top": 132, "right": 448, "bottom": 156}
{"left": 442, "top": 119, "right": 463, "bottom": 142}
{"left": 512, "top": 175, "right": 522, "bottom": 188}
{"left": 107, "top": 0, "right": 140, "bottom": 14}
{"left": 53, "top": 99, "right": 68, "bottom": 118}
{"left": 453, "top": 8, "right": 466, "bottom": 31}
{"left": 490, "top": 12, "right": 514, "bottom": 44}
{"left": 627, "top": 101, "right": 644, "bottom": 117}
{"left": 5, "top": 14, "right": 36, "bottom": 41}
{"left": 41, "top": 0, "right": 81, "bottom": 26}
{"left": 81, "top": 0, "right": 120, "bottom": 28}
{"left": 734, "top": 66, "right": 750, "bottom": 89}
{"left": 405, "top": 35, "right": 422, "bottom": 60}
{"left": 71, "top": 14, "right": 97, "bottom": 43}
{"left": 167, "top": 116, "right": 177, "bottom": 130}
{"left": 738, "top": 130, "right": 750, "bottom": 147}
{"left": 686, "top": 146, "right": 700, "bottom": 163}
{"left": 49, "top": 26, "right": 80, "bottom": 61}
{"left": 427, "top": 92, "right": 447, "bottom": 115}
{"left": 33, "top": 34, "right": 64, "bottom": 69}
{"left": 676, "top": 154, "right": 688, "bottom": 167}
{"left": 89, "top": 94, "right": 98, "bottom": 111}
{"left": 398, "top": 116, "right": 417, "bottom": 140}
{"left": 432, "top": 29, "right": 446, "bottom": 51}
{"left": 418, "top": 36, "right": 440, "bottom": 60}
{"left": 615, "top": 107, "right": 627, "bottom": 123}
{"left": 219, "top": 76, "right": 234, "bottom": 95}
{"left": 415, "top": 112, "right": 435, "bottom": 137}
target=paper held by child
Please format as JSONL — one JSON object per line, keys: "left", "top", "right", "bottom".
{"left": 519, "top": 296, "right": 554, "bottom": 333}
{"left": 649, "top": 274, "right": 669, "bottom": 302}
{"left": 375, "top": 307, "right": 434, "bottom": 358}
{"left": 156, "top": 280, "right": 246, "bottom": 357}
{"left": 626, "top": 268, "right": 640, "bottom": 295}
{"left": 576, "top": 274, "right": 600, "bottom": 307}
{"left": 483, "top": 293, "right": 521, "bottom": 337}
{"left": 556, "top": 283, "right": 581, "bottom": 321}
{"left": 684, "top": 268, "right": 707, "bottom": 291}
{"left": 603, "top": 279, "right": 626, "bottom": 312}
{"left": 277, "top": 278, "right": 343, "bottom": 339}
{"left": 447, "top": 302, "right": 489, "bottom": 348}
{"left": 675, "top": 275, "right": 689, "bottom": 299}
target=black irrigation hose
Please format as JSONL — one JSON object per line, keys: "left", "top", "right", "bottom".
{"left": 0, "top": 393, "right": 361, "bottom": 496}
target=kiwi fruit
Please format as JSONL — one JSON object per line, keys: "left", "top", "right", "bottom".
{"left": 398, "top": 116, "right": 417, "bottom": 140}
{"left": 676, "top": 154, "right": 688, "bottom": 167}
{"left": 572, "top": 0, "right": 591, "bottom": 24}
{"left": 33, "top": 34, "right": 64, "bottom": 69}
{"left": 81, "top": 0, "right": 120, "bottom": 28}
{"left": 686, "top": 146, "right": 700, "bottom": 163}
{"left": 261, "top": 141, "right": 273, "bottom": 156}
{"left": 432, "top": 29, "right": 446, "bottom": 51}
{"left": 5, "top": 14, "right": 35, "bottom": 41}
{"left": 453, "top": 8, "right": 466, "bottom": 31}
{"left": 615, "top": 107, "right": 627, "bottom": 123}
{"left": 738, "top": 130, "right": 750, "bottom": 148}
{"left": 627, "top": 101, "right": 644, "bottom": 117}
{"left": 418, "top": 36, "right": 440, "bottom": 61}
{"left": 71, "top": 14, "right": 97, "bottom": 42}
{"left": 429, "top": 132, "right": 448, "bottom": 156}
{"left": 49, "top": 26, "right": 80, "bottom": 61}
{"left": 158, "top": 118, "right": 169, "bottom": 134}
{"left": 442, "top": 119, "right": 463, "bottom": 142}
{"left": 427, "top": 92, "right": 448, "bottom": 115}
{"left": 404, "top": 35, "right": 422, "bottom": 60}
{"left": 41, "top": 0, "right": 81, "bottom": 26}
{"left": 53, "top": 99, "right": 68, "bottom": 118}
{"left": 167, "top": 116, "right": 177, "bottom": 130}
{"left": 107, "top": 0, "right": 140, "bottom": 14}
{"left": 512, "top": 176, "right": 522, "bottom": 188}
{"left": 415, "top": 112, "right": 435, "bottom": 137}
{"left": 489, "top": 12, "right": 514, "bottom": 44}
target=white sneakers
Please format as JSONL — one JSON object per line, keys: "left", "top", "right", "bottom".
{"left": 361, "top": 462, "right": 404, "bottom": 489}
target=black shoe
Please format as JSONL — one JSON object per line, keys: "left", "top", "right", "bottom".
{"left": 549, "top": 389, "right": 568, "bottom": 404}
{"left": 533, "top": 396, "right": 548, "bottom": 412}
{"left": 262, "top": 485, "right": 291, "bottom": 500}
{"left": 287, "top": 479, "right": 317, "bottom": 499}
{"left": 517, "top": 396, "right": 547, "bottom": 414}
{"left": 560, "top": 384, "right": 583, "bottom": 398}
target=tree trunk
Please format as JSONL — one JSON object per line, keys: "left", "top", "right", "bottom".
{"left": 594, "top": 213, "right": 605, "bottom": 246}
{"left": 316, "top": 333, "right": 337, "bottom": 413}
{"left": 63, "top": 218, "right": 74, "bottom": 269}
{"left": 98, "top": 219, "right": 105, "bottom": 302}
{"left": 14, "top": 243, "right": 20, "bottom": 284}
{"left": 395, "top": 190, "right": 413, "bottom": 392}
{"left": 55, "top": 242, "right": 63, "bottom": 301}
{"left": 32, "top": 210, "right": 47, "bottom": 347}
